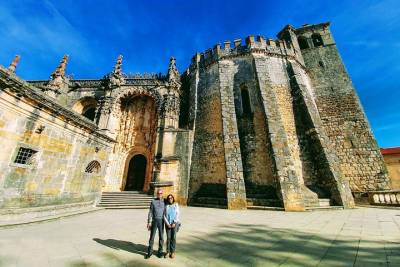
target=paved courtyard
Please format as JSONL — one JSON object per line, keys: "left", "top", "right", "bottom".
{"left": 0, "top": 207, "right": 399, "bottom": 267}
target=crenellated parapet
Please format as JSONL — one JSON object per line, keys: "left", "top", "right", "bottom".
{"left": 189, "top": 34, "right": 302, "bottom": 70}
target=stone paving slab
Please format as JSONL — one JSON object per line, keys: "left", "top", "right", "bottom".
{"left": 0, "top": 207, "right": 399, "bottom": 266}
{"left": 0, "top": 207, "right": 102, "bottom": 228}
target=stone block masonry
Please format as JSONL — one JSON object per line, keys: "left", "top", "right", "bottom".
{"left": 0, "top": 67, "right": 113, "bottom": 208}
{"left": 185, "top": 21, "right": 388, "bottom": 210}
{"left": 218, "top": 60, "right": 247, "bottom": 209}
{"left": 0, "top": 21, "right": 391, "bottom": 212}
{"left": 297, "top": 23, "right": 390, "bottom": 193}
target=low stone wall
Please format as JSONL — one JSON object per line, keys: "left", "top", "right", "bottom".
{"left": 368, "top": 191, "right": 400, "bottom": 206}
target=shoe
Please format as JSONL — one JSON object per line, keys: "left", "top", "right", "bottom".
{"left": 157, "top": 251, "right": 163, "bottom": 258}
{"left": 164, "top": 252, "right": 168, "bottom": 258}
{"left": 145, "top": 253, "right": 152, "bottom": 259}
{"left": 171, "top": 252, "right": 176, "bottom": 259}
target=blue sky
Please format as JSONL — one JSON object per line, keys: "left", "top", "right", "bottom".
{"left": 0, "top": 0, "right": 399, "bottom": 147}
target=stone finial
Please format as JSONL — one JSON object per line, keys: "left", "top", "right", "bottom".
{"left": 167, "top": 57, "right": 180, "bottom": 85}
{"left": 108, "top": 55, "right": 125, "bottom": 88}
{"left": 8, "top": 55, "right": 20, "bottom": 73}
{"left": 113, "top": 55, "right": 123, "bottom": 76}
{"left": 51, "top": 55, "right": 69, "bottom": 79}
{"left": 46, "top": 55, "right": 69, "bottom": 95}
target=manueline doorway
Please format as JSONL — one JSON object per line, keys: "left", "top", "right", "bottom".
{"left": 125, "top": 154, "right": 147, "bottom": 191}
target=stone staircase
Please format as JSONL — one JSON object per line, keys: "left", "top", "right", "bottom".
{"left": 190, "top": 197, "right": 228, "bottom": 208}
{"left": 245, "top": 183, "right": 283, "bottom": 210}
{"left": 305, "top": 198, "right": 344, "bottom": 211}
{"left": 97, "top": 191, "right": 153, "bottom": 209}
{"left": 190, "top": 183, "right": 228, "bottom": 208}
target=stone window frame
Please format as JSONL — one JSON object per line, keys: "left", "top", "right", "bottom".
{"left": 311, "top": 33, "right": 324, "bottom": 47}
{"left": 71, "top": 96, "right": 98, "bottom": 122}
{"left": 9, "top": 143, "right": 41, "bottom": 169}
{"left": 240, "top": 84, "right": 253, "bottom": 117}
{"left": 297, "top": 36, "right": 310, "bottom": 50}
{"left": 84, "top": 160, "right": 102, "bottom": 175}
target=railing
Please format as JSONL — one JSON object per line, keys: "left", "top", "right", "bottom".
{"left": 368, "top": 190, "right": 400, "bottom": 206}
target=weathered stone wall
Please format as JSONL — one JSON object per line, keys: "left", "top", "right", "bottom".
{"left": 287, "top": 61, "right": 354, "bottom": 208}
{"left": 298, "top": 25, "right": 390, "bottom": 192}
{"left": 172, "top": 129, "right": 192, "bottom": 204}
{"left": 252, "top": 54, "right": 306, "bottom": 210}
{"left": 2, "top": 21, "right": 384, "bottom": 212}
{"left": 188, "top": 63, "right": 228, "bottom": 201}
{"left": 0, "top": 70, "right": 112, "bottom": 209}
{"left": 218, "top": 59, "right": 247, "bottom": 209}
{"left": 231, "top": 56, "right": 275, "bottom": 189}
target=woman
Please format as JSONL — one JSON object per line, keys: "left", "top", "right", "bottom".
{"left": 164, "top": 194, "right": 180, "bottom": 258}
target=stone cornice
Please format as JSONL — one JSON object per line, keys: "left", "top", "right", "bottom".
{"left": 0, "top": 66, "right": 114, "bottom": 143}
{"left": 28, "top": 78, "right": 168, "bottom": 89}
{"left": 295, "top": 22, "right": 330, "bottom": 35}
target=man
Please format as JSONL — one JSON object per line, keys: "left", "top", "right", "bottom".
{"left": 145, "top": 189, "right": 165, "bottom": 259}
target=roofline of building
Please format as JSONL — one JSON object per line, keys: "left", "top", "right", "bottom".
{"left": 380, "top": 147, "right": 400, "bottom": 155}
{"left": 0, "top": 65, "right": 115, "bottom": 143}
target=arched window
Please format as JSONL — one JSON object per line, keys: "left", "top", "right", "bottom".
{"left": 240, "top": 86, "right": 252, "bottom": 116}
{"left": 85, "top": 160, "right": 101, "bottom": 174}
{"left": 72, "top": 97, "right": 98, "bottom": 121}
{"left": 297, "top": 36, "right": 309, "bottom": 49}
{"left": 312, "top": 33, "right": 324, "bottom": 47}
{"left": 82, "top": 106, "right": 96, "bottom": 121}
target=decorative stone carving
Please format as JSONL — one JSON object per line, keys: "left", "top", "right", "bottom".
{"left": 8, "top": 55, "right": 20, "bottom": 73}
{"left": 46, "top": 55, "right": 69, "bottom": 95}
{"left": 107, "top": 55, "right": 126, "bottom": 88}
{"left": 162, "top": 94, "right": 180, "bottom": 115}
{"left": 167, "top": 57, "right": 181, "bottom": 89}
{"left": 112, "top": 86, "right": 163, "bottom": 116}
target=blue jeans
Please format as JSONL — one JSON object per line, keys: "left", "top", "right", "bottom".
{"left": 166, "top": 225, "right": 177, "bottom": 253}
{"left": 148, "top": 218, "right": 164, "bottom": 254}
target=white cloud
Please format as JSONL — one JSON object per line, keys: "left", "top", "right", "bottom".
{"left": 0, "top": 1, "right": 94, "bottom": 65}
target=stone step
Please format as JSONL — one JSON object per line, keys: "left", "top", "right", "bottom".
{"left": 102, "top": 206, "right": 149, "bottom": 209}
{"left": 318, "top": 198, "right": 331, "bottom": 207}
{"left": 101, "top": 196, "right": 153, "bottom": 200}
{"left": 98, "top": 200, "right": 152, "bottom": 203}
{"left": 246, "top": 194, "right": 273, "bottom": 199}
{"left": 101, "top": 194, "right": 151, "bottom": 196}
{"left": 246, "top": 198, "right": 281, "bottom": 207}
{"left": 98, "top": 198, "right": 153, "bottom": 201}
{"left": 305, "top": 206, "right": 344, "bottom": 211}
{"left": 247, "top": 206, "right": 285, "bottom": 211}
{"left": 190, "top": 203, "right": 227, "bottom": 209}
{"left": 96, "top": 192, "right": 153, "bottom": 209}
{"left": 191, "top": 197, "right": 227, "bottom": 206}
{"left": 98, "top": 202, "right": 152, "bottom": 205}
{"left": 97, "top": 203, "right": 151, "bottom": 207}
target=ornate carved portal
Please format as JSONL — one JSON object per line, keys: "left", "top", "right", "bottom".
{"left": 116, "top": 95, "right": 158, "bottom": 192}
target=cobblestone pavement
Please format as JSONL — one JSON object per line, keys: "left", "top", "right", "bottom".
{"left": 0, "top": 207, "right": 399, "bottom": 267}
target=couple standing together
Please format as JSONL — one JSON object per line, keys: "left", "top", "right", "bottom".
{"left": 146, "top": 189, "right": 180, "bottom": 259}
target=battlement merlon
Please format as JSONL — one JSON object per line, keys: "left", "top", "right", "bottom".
{"left": 189, "top": 33, "right": 302, "bottom": 70}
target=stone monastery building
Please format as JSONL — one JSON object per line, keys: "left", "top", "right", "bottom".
{"left": 0, "top": 22, "right": 391, "bottom": 212}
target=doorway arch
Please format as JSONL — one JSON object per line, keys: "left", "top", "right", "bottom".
{"left": 124, "top": 154, "right": 147, "bottom": 191}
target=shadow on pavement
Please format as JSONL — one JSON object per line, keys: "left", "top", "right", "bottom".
{"left": 93, "top": 238, "right": 147, "bottom": 256}
{"left": 64, "top": 224, "right": 400, "bottom": 266}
